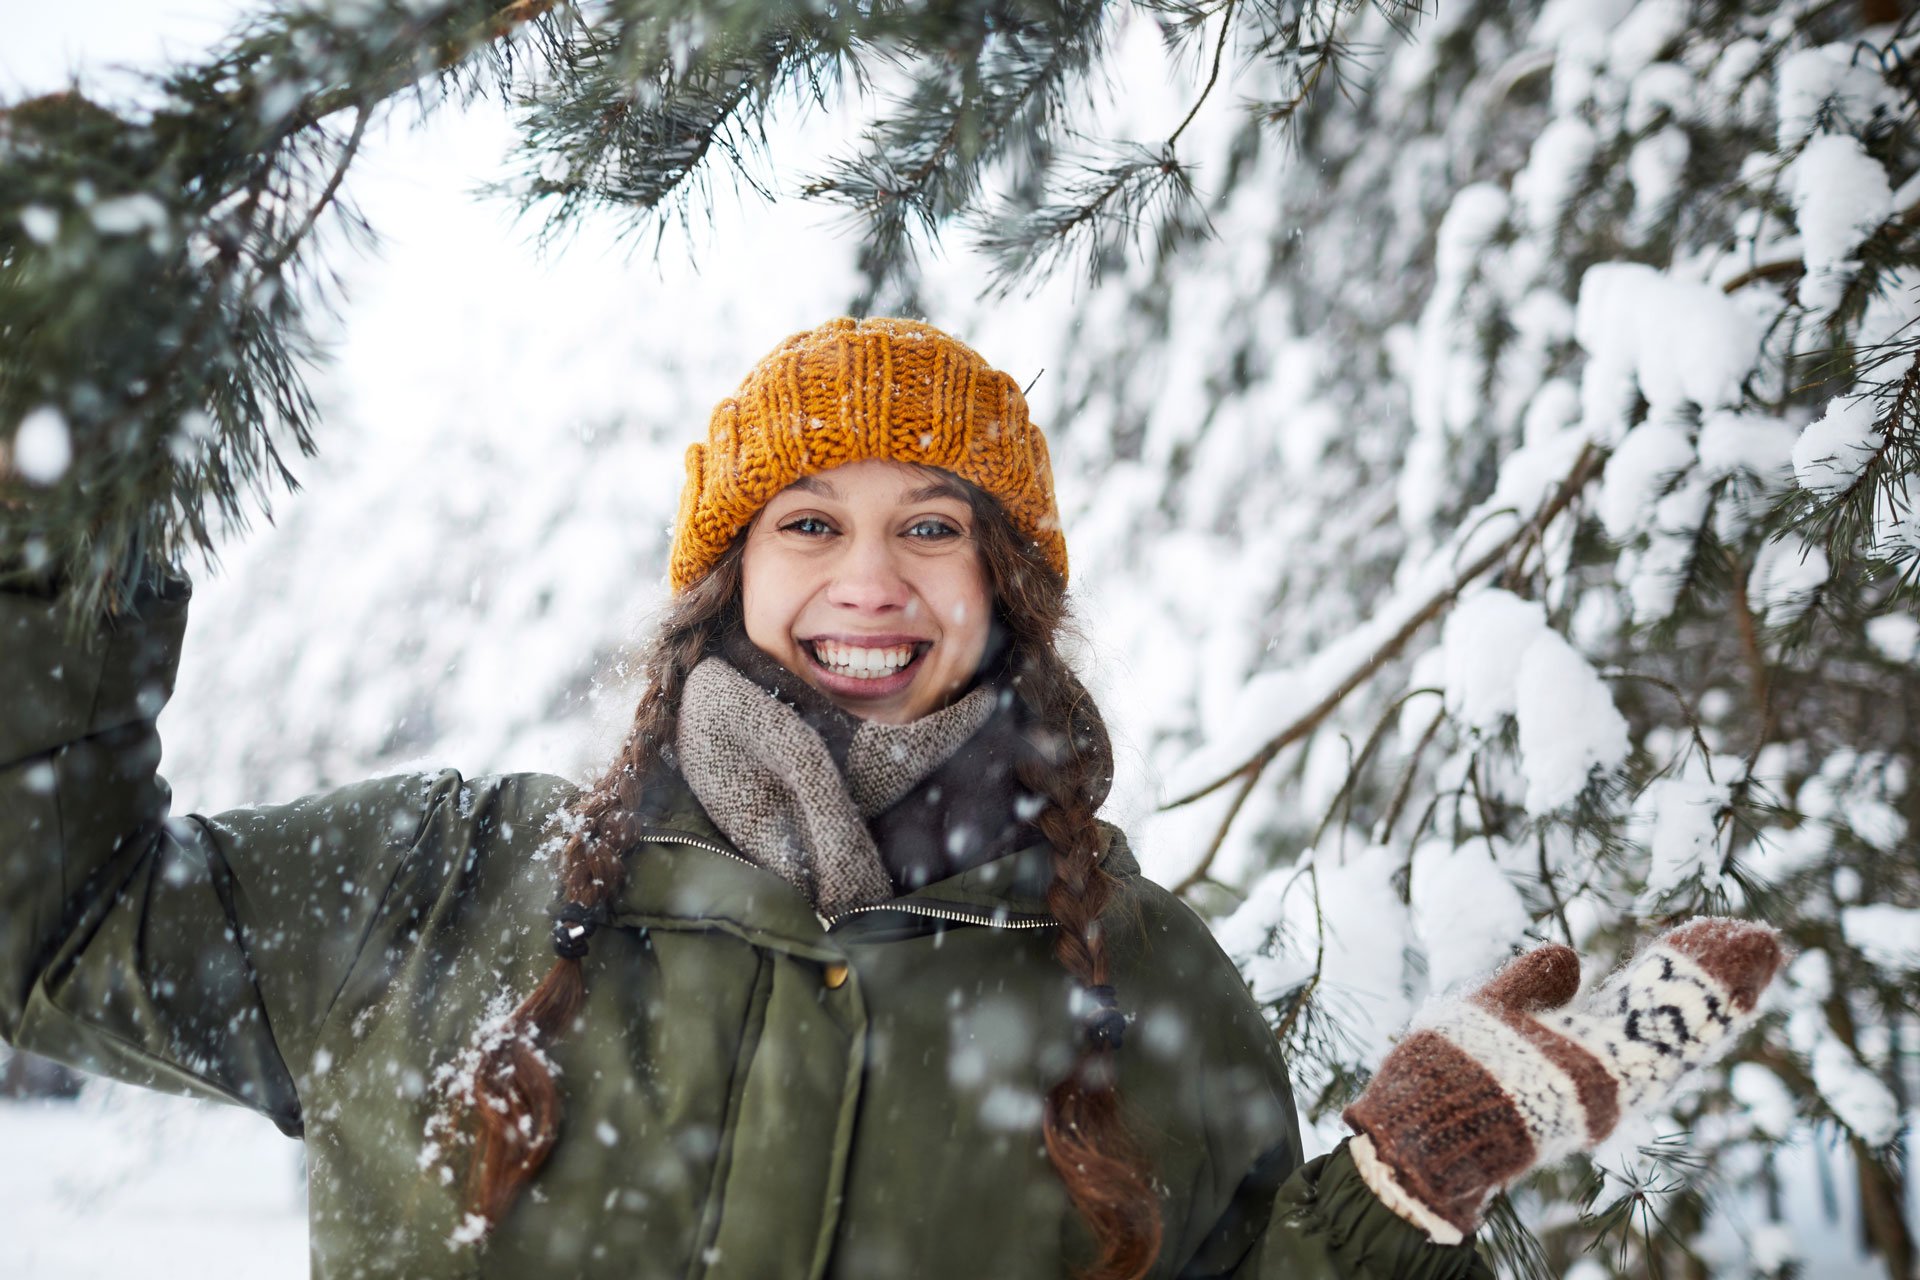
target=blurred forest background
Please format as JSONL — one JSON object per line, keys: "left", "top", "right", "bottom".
{"left": 2, "top": 1, "right": 1916, "bottom": 1276}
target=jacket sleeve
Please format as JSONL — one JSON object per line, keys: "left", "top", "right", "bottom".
{"left": 1182, "top": 1139, "right": 1496, "bottom": 1280}
{"left": 0, "top": 574, "right": 478, "bottom": 1136}
{"left": 1134, "top": 869, "right": 1497, "bottom": 1280}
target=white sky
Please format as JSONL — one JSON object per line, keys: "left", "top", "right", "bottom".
{"left": 2, "top": 1, "right": 256, "bottom": 98}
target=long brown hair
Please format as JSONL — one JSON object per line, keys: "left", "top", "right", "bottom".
{"left": 445, "top": 472, "right": 1163, "bottom": 1275}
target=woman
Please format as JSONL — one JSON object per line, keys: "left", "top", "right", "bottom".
{"left": 1, "top": 317, "right": 1781, "bottom": 1278}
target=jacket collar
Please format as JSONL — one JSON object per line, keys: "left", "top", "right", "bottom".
{"left": 608, "top": 765, "right": 1138, "bottom": 946}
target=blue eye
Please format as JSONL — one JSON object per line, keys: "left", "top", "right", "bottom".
{"left": 906, "top": 518, "right": 961, "bottom": 540}
{"left": 781, "top": 516, "right": 834, "bottom": 537}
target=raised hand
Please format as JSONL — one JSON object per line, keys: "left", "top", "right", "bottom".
{"left": 1341, "top": 918, "right": 1784, "bottom": 1242}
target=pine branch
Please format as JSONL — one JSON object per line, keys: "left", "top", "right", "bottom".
{"left": 1377, "top": 705, "right": 1445, "bottom": 846}
{"left": 0, "top": 2, "right": 572, "bottom": 615}
{"left": 1729, "top": 555, "right": 1778, "bottom": 772}
{"left": 970, "top": 0, "right": 1425, "bottom": 297}
{"left": 1239, "top": 0, "right": 1412, "bottom": 127}
{"left": 1774, "top": 344, "right": 1920, "bottom": 606}
{"left": 1477, "top": 1192, "right": 1555, "bottom": 1280}
{"left": 502, "top": 0, "right": 872, "bottom": 248}
{"left": 1165, "top": 0, "right": 1238, "bottom": 149}
{"left": 973, "top": 142, "right": 1209, "bottom": 294}
{"left": 804, "top": 0, "right": 1109, "bottom": 304}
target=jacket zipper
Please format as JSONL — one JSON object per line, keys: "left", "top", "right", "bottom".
{"left": 635, "top": 830, "right": 757, "bottom": 870}
{"left": 820, "top": 901, "right": 1057, "bottom": 931}
{"left": 632, "top": 832, "right": 1057, "bottom": 933}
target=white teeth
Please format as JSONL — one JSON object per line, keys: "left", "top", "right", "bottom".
{"left": 812, "top": 642, "right": 917, "bottom": 679}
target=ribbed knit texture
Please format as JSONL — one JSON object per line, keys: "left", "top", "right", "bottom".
{"left": 674, "top": 653, "right": 997, "bottom": 918}
{"left": 1343, "top": 919, "right": 1783, "bottom": 1236}
{"left": 669, "top": 317, "right": 1068, "bottom": 591}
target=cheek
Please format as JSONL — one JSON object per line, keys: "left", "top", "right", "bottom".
{"left": 933, "top": 562, "right": 992, "bottom": 655}
{"left": 740, "top": 547, "right": 798, "bottom": 647}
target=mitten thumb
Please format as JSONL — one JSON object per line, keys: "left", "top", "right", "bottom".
{"left": 1471, "top": 942, "right": 1580, "bottom": 1016}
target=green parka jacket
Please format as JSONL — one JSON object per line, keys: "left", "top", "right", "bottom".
{"left": 0, "top": 574, "right": 1495, "bottom": 1280}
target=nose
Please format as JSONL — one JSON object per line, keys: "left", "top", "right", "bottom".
{"left": 825, "top": 528, "right": 912, "bottom": 612}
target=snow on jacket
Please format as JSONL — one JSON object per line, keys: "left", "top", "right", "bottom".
{"left": 0, "top": 574, "right": 1493, "bottom": 1279}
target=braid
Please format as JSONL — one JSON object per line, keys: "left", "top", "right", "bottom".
{"left": 980, "top": 493, "right": 1162, "bottom": 1278}
{"left": 445, "top": 546, "right": 743, "bottom": 1234}
{"left": 1011, "top": 647, "right": 1163, "bottom": 1280}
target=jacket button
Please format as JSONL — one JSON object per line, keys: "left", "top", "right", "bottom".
{"left": 823, "top": 962, "right": 850, "bottom": 990}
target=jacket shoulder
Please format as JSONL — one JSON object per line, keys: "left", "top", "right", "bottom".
{"left": 1099, "top": 827, "right": 1253, "bottom": 1002}
{"left": 198, "top": 767, "right": 579, "bottom": 855}
{"left": 195, "top": 767, "right": 582, "bottom": 1041}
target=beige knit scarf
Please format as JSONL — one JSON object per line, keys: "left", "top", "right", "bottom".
{"left": 674, "top": 652, "right": 997, "bottom": 918}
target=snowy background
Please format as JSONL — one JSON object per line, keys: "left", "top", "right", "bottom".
{"left": 4, "top": 1, "right": 1916, "bottom": 1276}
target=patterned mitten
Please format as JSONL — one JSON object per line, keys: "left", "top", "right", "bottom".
{"left": 1341, "top": 918, "right": 1783, "bottom": 1243}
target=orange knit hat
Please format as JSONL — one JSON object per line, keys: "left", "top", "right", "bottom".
{"left": 669, "top": 316, "right": 1068, "bottom": 592}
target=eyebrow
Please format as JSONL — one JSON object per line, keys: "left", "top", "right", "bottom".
{"left": 903, "top": 479, "right": 969, "bottom": 504}
{"left": 784, "top": 475, "right": 970, "bottom": 505}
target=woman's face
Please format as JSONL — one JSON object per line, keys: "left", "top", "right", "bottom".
{"left": 741, "top": 459, "right": 992, "bottom": 725}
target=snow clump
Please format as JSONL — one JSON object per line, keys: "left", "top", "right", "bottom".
{"left": 1513, "top": 119, "right": 1597, "bottom": 232}
{"left": 1865, "top": 613, "right": 1920, "bottom": 663}
{"left": 1597, "top": 418, "right": 1695, "bottom": 539}
{"left": 1786, "top": 133, "right": 1894, "bottom": 312}
{"left": 1809, "top": 1037, "right": 1901, "bottom": 1147}
{"left": 1436, "top": 588, "right": 1633, "bottom": 812}
{"left": 1773, "top": 45, "right": 1901, "bottom": 148}
{"left": 88, "top": 192, "right": 169, "bottom": 238}
{"left": 1574, "top": 264, "right": 1763, "bottom": 442}
{"left": 1217, "top": 844, "right": 1412, "bottom": 1064}
{"left": 1791, "top": 391, "right": 1883, "bottom": 496}
{"left": 1840, "top": 904, "right": 1920, "bottom": 971}
{"left": 1748, "top": 535, "right": 1830, "bottom": 625}
{"left": 1440, "top": 589, "right": 1548, "bottom": 731}
{"left": 1638, "top": 773, "right": 1730, "bottom": 898}
{"left": 11, "top": 406, "right": 73, "bottom": 485}
{"left": 1694, "top": 410, "right": 1797, "bottom": 484}
{"left": 20, "top": 204, "right": 59, "bottom": 244}
{"left": 1409, "top": 839, "right": 1530, "bottom": 992}
{"left": 1514, "top": 631, "right": 1631, "bottom": 813}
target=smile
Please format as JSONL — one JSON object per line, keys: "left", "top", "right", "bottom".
{"left": 802, "top": 639, "right": 931, "bottom": 687}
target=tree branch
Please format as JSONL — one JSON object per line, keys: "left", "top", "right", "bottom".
{"left": 1167, "top": 0, "right": 1237, "bottom": 150}
{"left": 257, "top": 106, "right": 370, "bottom": 279}
{"left": 1719, "top": 195, "right": 1920, "bottom": 294}
{"left": 1162, "top": 442, "right": 1603, "bottom": 813}
{"left": 1377, "top": 705, "right": 1444, "bottom": 846}
{"left": 1730, "top": 557, "right": 1776, "bottom": 773}
{"left": 1168, "top": 763, "right": 1266, "bottom": 898}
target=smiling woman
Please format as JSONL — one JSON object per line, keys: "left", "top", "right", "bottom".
{"left": 743, "top": 463, "right": 991, "bottom": 725}
{"left": 0, "top": 316, "right": 1783, "bottom": 1280}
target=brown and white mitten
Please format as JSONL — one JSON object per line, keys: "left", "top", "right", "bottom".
{"left": 1341, "top": 918, "right": 1783, "bottom": 1243}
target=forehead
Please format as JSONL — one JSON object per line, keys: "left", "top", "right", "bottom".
{"left": 776, "top": 460, "right": 969, "bottom": 505}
